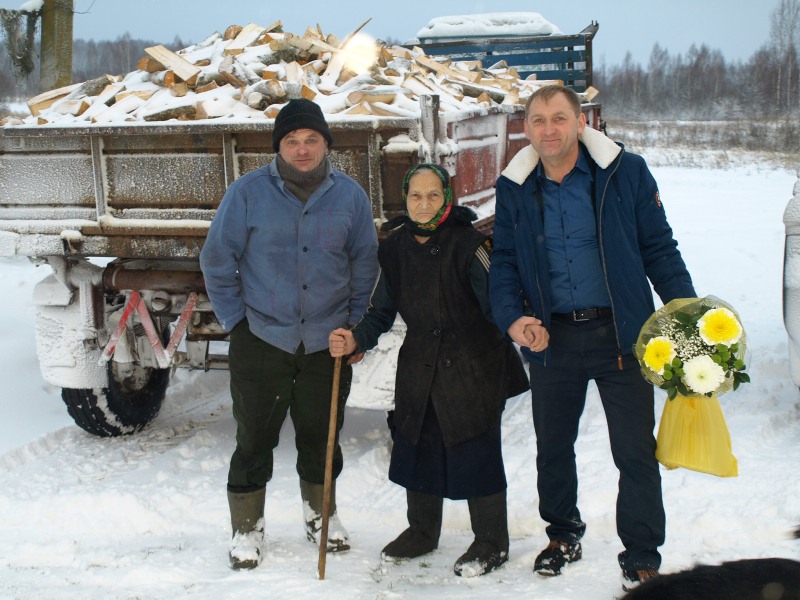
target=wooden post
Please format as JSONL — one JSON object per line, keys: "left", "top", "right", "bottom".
{"left": 40, "top": 0, "right": 74, "bottom": 92}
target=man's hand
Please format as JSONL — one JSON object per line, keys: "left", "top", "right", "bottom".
{"left": 329, "top": 328, "right": 359, "bottom": 362}
{"left": 507, "top": 316, "right": 549, "bottom": 353}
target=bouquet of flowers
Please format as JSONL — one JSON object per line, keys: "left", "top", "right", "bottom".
{"left": 635, "top": 297, "right": 749, "bottom": 399}
{"left": 634, "top": 296, "right": 749, "bottom": 477}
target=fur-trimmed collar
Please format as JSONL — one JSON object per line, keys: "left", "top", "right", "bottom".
{"left": 501, "top": 126, "right": 622, "bottom": 186}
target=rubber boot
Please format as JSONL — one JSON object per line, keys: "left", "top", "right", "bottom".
{"left": 227, "top": 487, "right": 266, "bottom": 570}
{"left": 454, "top": 490, "right": 509, "bottom": 577}
{"left": 299, "top": 479, "right": 350, "bottom": 553}
{"left": 381, "top": 490, "right": 443, "bottom": 560}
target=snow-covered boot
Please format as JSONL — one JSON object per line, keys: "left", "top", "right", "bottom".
{"left": 454, "top": 491, "right": 509, "bottom": 577}
{"left": 300, "top": 479, "right": 350, "bottom": 553}
{"left": 381, "top": 490, "right": 443, "bottom": 560}
{"left": 227, "top": 487, "right": 266, "bottom": 570}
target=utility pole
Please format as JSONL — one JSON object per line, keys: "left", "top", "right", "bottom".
{"left": 39, "top": 0, "right": 73, "bottom": 92}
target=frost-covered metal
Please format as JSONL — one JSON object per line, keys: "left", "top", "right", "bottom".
{"left": 0, "top": 102, "right": 535, "bottom": 258}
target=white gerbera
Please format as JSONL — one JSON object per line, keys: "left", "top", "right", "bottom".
{"left": 682, "top": 355, "right": 726, "bottom": 395}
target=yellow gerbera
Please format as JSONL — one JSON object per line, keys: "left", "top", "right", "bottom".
{"left": 643, "top": 336, "right": 676, "bottom": 375}
{"left": 698, "top": 307, "right": 742, "bottom": 346}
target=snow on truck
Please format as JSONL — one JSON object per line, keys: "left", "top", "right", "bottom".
{"left": 0, "top": 13, "right": 601, "bottom": 437}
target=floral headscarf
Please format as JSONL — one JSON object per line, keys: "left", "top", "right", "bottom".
{"left": 401, "top": 163, "right": 453, "bottom": 234}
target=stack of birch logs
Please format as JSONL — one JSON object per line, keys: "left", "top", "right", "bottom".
{"left": 4, "top": 19, "right": 598, "bottom": 126}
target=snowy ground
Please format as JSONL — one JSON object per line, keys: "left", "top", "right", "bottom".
{"left": 0, "top": 157, "right": 799, "bottom": 599}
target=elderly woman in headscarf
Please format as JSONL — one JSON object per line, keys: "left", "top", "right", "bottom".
{"left": 329, "top": 163, "right": 535, "bottom": 577}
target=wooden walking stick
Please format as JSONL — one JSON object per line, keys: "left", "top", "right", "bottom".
{"left": 318, "top": 355, "right": 342, "bottom": 580}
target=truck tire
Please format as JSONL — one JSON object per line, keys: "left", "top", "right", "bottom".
{"left": 61, "top": 359, "right": 170, "bottom": 437}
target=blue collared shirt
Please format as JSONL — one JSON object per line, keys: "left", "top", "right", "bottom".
{"left": 537, "top": 148, "right": 611, "bottom": 313}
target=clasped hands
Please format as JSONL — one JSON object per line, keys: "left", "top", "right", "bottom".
{"left": 507, "top": 316, "right": 549, "bottom": 353}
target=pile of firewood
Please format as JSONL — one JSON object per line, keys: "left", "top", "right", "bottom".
{"left": 3, "top": 19, "right": 598, "bottom": 126}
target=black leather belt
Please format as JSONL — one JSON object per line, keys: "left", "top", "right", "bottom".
{"left": 552, "top": 307, "right": 613, "bottom": 322}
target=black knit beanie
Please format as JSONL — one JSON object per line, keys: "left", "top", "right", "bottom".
{"left": 272, "top": 98, "right": 333, "bottom": 152}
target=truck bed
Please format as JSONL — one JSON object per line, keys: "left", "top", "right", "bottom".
{"left": 0, "top": 103, "right": 537, "bottom": 258}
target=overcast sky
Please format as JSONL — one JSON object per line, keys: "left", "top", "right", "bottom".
{"left": 0, "top": 0, "right": 776, "bottom": 66}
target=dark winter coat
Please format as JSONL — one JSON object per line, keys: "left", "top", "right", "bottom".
{"left": 489, "top": 127, "right": 696, "bottom": 364}
{"left": 367, "top": 212, "right": 529, "bottom": 447}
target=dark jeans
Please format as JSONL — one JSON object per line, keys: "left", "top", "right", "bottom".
{"left": 528, "top": 316, "right": 664, "bottom": 570}
{"left": 227, "top": 320, "right": 352, "bottom": 491}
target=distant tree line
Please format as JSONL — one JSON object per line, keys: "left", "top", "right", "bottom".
{"left": 592, "top": 0, "right": 800, "bottom": 120}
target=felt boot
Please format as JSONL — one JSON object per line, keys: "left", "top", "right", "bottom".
{"left": 381, "top": 490, "right": 443, "bottom": 560}
{"left": 454, "top": 490, "right": 509, "bottom": 577}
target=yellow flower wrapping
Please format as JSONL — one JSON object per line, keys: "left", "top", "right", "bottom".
{"left": 635, "top": 296, "right": 745, "bottom": 478}
{"left": 655, "top": 393, "right": 738, "bottom": 477}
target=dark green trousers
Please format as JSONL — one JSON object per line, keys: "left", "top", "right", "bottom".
{"left": 227, "top": 320, "right": 352, "bottom": 491}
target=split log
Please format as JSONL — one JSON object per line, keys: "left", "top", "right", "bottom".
{"left": 224, "top": 23, "right": 266, "bottom": 55}
{"left": 177, "top": 32, "right": 222, "bottom": 55}
{"left": 452, "top": 60, "right": 483, "bottom": 72}
{"left": 51, "top": 98, "right": 90, "bottom": 116}
{"left": 346, "top": 87, "right": 411, "bottom": 105}
{"left": 195, "top": 81, "right": 219, "bottom": 94}
{"left": 218, "top": 55, "right": 262, "bottom": 87}
{"left": 445, "top": 78, "right": 505, "bottom": 103}
{"left": 581, "top": 85, "right": 600, "bottom": 102}
{"left": 247, "top": 79, "right": 287, "bottom": 104}
{"left": 261, "top": 68, "right": 279, "bottom": 80}
{"left": 144, "top": 45, "right": 201, "bottom": 86}
{"left": 341, "top": 17, "right": 372, "bottom": 48}
{"left": 142, "top": 104, "right": 197, "bottom": 122}
{"left": 115, "top": 88, "right": 157, "bottom": 102}
{"left": 26, "top": 82, "right": 82, "bottom": 116}
{"left": 318, "top": 51, "right": 346, "bottom": 93}
{"left": 284, "top": 61, "right": 303, "bottom": 83}
{"left": 195, "top": 96, "right": 239, "bottom": 119}
{"left": 137, "top": 55, "right": 165, "bottom": 73}
{"left": 77, "top": 84, "right": 126, "bottom": 120}
{"left": 63, "top": 74, "right": 118, "bottom": 102}
{"left": 223, "top": 25, "right": 243, "bottom": 41}
{"left": 265, "top": 104, "right": 282, "bottom": 118}
{"left": 413, "top": 53, "right": 481, "bottom": 83}
{"left": 170, "top": 82, "right": 190, "bottom": 97}
{"left": 91, "top": 94, "right": 145, "bottom": 123}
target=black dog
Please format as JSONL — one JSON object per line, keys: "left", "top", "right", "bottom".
{"left": 621, "top": 557, "right": 800, "bottom": 600}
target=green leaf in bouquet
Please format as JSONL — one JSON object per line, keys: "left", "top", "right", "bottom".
{"left": 734, "top": 359, "right": 745, "bottom": 370}
{"left": 711, "top": 354, "right": 722, "bottom": 364}
{"left": 662, "top": 370, "right": 674, "bottom": 381}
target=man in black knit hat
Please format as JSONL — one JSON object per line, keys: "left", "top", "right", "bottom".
{"left": 200, "top": 98, "right": 379, "bottom": 569}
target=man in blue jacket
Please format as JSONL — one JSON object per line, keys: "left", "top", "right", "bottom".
{"left": 200, "top": 99, "right": 379, "bottom": 570}
{"left": 489, "top": 86, "right": 695, "bottom": 590}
